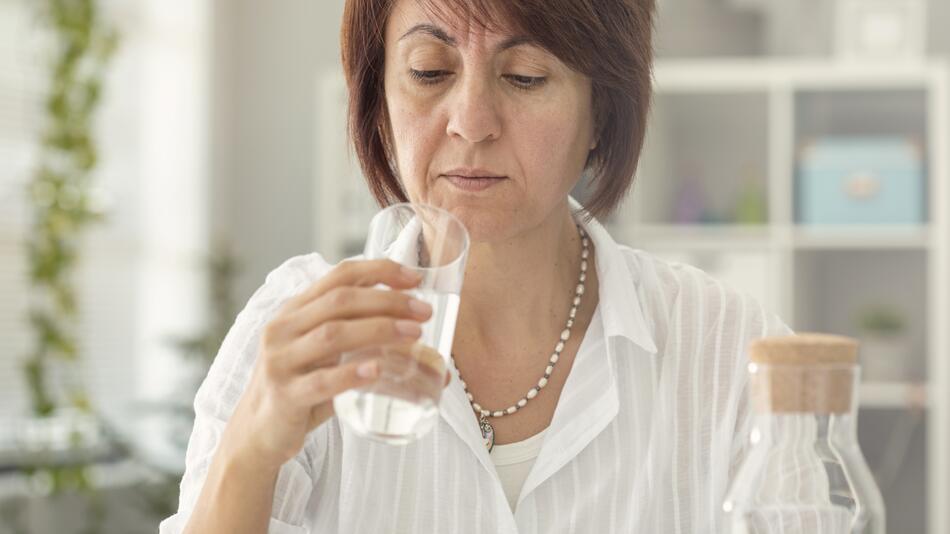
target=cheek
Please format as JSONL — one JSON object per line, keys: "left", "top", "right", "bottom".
{"left": 387, "top": 94, "right": 440, "bottom": 187}
{"left": 512, "top": 100, "right": 592, "bottom": 186}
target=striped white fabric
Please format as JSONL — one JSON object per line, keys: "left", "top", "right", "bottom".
{"left": 159, "top": 198, "right": 792, "bottom": 534}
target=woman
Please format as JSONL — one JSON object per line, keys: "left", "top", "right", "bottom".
{"left": 161, "top": 0, "right": 790, "bottom": 532}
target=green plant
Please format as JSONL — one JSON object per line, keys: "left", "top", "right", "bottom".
{"left": 856, "top": 305, "right": 906, "bottom": 337}
{"left": 18, "top": 0, "right": 118, "bottom": 529}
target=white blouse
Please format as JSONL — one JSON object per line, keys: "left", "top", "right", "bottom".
{"left": 159, "top": 197, "right": 792, "bottom": 534}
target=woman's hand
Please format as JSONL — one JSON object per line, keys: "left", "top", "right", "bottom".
{"left": 224, "top": 259, "right": 435, "bottom": 467}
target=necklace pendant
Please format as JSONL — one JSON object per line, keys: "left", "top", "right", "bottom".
{"left": 479, "top": 415, "right": 495, "bottom": 453}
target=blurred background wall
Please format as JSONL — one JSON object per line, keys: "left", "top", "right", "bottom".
{"left": 211, "top": 0, "right": 341, "bottom": 301}
{"left": 1, "top": 0, "right": 949, "bottom": 532}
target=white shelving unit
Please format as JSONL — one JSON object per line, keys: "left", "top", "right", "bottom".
{"left": 608, "top": 58, "right": 949, "bottom": 534}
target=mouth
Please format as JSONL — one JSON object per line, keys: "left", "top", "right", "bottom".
{"left": 442, "top": 175, "right": 507, "bottom": 192}
{"left": 441, "top": 168, "right": 508, "bottom": 192}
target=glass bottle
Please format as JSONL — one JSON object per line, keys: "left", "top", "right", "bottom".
{"left": 722, "top": 333, "right": 886, "bottom": 534}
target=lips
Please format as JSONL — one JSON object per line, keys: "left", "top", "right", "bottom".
{"left": 446, "top": 175, "right": 504, "bottom": 182}
{"left": 441, "top": 167, "right": 507, "bottom": 180}
{"left": 440, "top": 167, "right": 507, "bottom": 192}
{"left": 443, "top": 174, "right": 505, "bottom": 192}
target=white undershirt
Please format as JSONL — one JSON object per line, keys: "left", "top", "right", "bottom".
{"left": 490, "top": 427, "right": 548, "bottom": 511}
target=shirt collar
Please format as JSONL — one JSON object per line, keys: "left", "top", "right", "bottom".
{"left": 569, "top": 196, "right": 658, "bottom": 355}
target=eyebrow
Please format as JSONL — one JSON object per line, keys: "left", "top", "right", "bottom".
{"left": 398, "top": 23, "right": 537, "bottom": 52}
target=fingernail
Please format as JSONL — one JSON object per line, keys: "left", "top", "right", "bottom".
{"left": 409, "top": 298, "right": 433, "bottom": 318}
{"left": 396, "top": 319, "right": 422, "bottom": 338}
{"left": 357, "top": 360, "right": 378, "bottom": 378}
{"left": 401, "top": 266, "right": 422, "bottom": 282}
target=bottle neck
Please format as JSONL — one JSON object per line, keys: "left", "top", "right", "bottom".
{"left": 751, "top": 412, "right": 858, "bottom": 448}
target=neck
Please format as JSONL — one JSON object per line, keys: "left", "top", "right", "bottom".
{"left": 454, "top": 201, "right": 585, "bottom": 361}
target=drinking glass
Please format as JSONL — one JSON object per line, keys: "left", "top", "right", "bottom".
{"left": 333, "top": 202, "right": 469, "bottom": 445}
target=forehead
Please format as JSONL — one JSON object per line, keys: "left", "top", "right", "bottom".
{"left": 386, "top": 0, "right": 521, "bottom": 46}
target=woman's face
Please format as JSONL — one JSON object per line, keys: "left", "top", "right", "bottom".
{"left": 382, "top": 0, "right": 597, "bottom": 241}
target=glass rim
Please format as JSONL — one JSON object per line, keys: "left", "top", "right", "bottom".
{"left": 378, "top": 201, "right": 470, "bottom": 272}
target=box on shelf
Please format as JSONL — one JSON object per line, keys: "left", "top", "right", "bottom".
{"left": 834, "top": 0, "right": 927, "bottom": 60}
{"left": 796, "top": 136, "right": 925, "bottom": 225}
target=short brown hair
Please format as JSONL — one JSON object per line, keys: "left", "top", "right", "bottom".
{"left": 341, "top": 0, "right": 656, "bottom": 219}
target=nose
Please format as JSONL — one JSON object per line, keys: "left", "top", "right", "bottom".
{"left": 445, "top": 72, "right": 502, "bottom": 144}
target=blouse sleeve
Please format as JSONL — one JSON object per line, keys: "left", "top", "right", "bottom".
{"left": 159, "top": 254, "right": 331, "bottom": 534}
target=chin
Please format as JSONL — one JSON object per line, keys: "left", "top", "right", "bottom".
{"left": 412, "top": 185, "right": 534, "bottom": 243}
{"left": 418, "top": 201, "right": 510, "bottom": 243}
{"left": 452, "top": 207, "right": 542, "bottom": 244}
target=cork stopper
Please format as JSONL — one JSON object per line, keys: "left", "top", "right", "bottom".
{"left": 748, "top": 333, "right": 859, "bottom": 414}
{"left": 749, "top": 333, "right": 859, "bottom": 365}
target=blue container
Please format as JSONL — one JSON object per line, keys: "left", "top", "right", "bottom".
{"left": 797, "top": 137, "right": 925, "bottom": 225}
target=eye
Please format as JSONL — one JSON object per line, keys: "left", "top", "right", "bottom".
{"left": 505, "top": 74, "right": 547, "bottom": 91}
{"left": 409, "top": 69, "right": 449, "bottom": 85}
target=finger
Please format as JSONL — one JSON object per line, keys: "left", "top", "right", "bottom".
{"left": 286, "top": 286, "right": 433, "bottom": 336}
{"left": 282, "top": 317, "right": 423, "bottom": 372}
{"left": 282, "top": 259, "right": 423, "bottom": 313}
{"left": 291, "top": 358, "right": 381, "bottom": 411}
